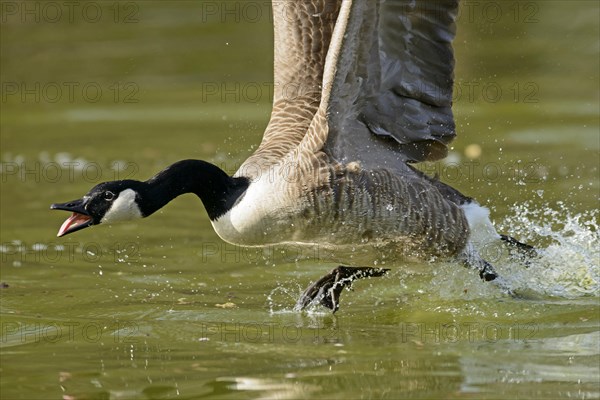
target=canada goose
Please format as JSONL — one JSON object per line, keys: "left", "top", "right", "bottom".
{"left": 51, "top": 0, "right": 534, "bottom": 312}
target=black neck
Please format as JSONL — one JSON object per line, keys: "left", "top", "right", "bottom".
{"left": 138, "top": 160, "right": 249, "bottom": 220}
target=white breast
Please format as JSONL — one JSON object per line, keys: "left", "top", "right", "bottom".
{"left": 211, "top": 172, "right": 287, "bottom": 246}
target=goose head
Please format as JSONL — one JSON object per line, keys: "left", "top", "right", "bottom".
{"left": 51, "top": 160, "right": 250, "bottom": 238}
{"left": 51, "top": 180, "right": 145, "bottom": 237}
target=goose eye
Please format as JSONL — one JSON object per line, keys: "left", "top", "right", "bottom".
{"left": 104, "top": 191, "right": 115, "bottom": 201}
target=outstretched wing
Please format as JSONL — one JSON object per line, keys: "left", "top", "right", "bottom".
{"left": 241, "top": 1, "right": 341, "bottom": 174}
{"left": 242, "top": 0, "right": 459, "bottom": 176}
{"left": 311, "top": 0, "right": 460, "bottom": 167}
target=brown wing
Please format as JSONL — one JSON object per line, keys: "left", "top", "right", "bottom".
{"left": 243, "top": 0, "right": 459, "bottom": 176}
{"left": 241, "top": 1, "right": 342, "bottom": 174}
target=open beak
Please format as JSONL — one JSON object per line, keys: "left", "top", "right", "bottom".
{"left": 50, "top": 199, "right": 93, "bottom": 237}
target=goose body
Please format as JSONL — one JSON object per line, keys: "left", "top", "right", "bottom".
{"left": 212, "top": 161, "right": 470, "bottom": 260}
{"left": 51, "top": 0, "right": 528, "bottom": 310}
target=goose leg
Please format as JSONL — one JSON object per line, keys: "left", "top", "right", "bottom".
{"left": 461, "top": 252, "right": 516, "bottom": 296}
{"left": 294, "top": 266, "right": 389, "bottom": 313}
{"left": 476, "top": 258, "right": 500, "bottom": 282}
{"left": 500, "top": 234, "right": 537, "bottom": 262}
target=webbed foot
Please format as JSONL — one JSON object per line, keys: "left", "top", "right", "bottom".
{"left": 294, "top": 266, "right": 389, "bottom": 313}
{"left": 477, "top": 258, "right": 517, "bottom": 296}
{"left": 500, "top": 234, "right": 537, "bottom": 267}
{"left": 461, "top": 249, "right": 517, "bottom": 297}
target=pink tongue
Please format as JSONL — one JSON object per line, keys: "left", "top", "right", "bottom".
{"left": 57, "top": 213, "right": 91, "bottom": 237}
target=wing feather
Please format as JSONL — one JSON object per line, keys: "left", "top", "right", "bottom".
{"left": 241, "top": 1, "right": 341, "bottom": 175}
{"left": 318, "top": 0, "right": 460, "bottom": 165}
{"left": 242, "top": 0, "right": 460, "bottom": 176}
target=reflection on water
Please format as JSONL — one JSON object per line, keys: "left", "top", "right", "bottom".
{"left": 206, "top": 377, "right": 320, "bottom": 399}
{"left": 1, "top": 1, "right": 598, "bottom": 399}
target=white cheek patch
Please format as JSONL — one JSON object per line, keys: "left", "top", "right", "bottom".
{"left": 101, "top": 189, "right": 143, "bottom": 224}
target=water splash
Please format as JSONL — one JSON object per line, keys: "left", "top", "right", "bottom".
{"left": 267, "top": 283, "right": 303, "bottom": 314}
{"left": 267, "top": 281, "right": 337, "bottom": 315}
{"left": 270, "top": 202, "right": 598, "bottom": 311}
{"left": 496, "top": 202, "right": 599, "bottom": 298}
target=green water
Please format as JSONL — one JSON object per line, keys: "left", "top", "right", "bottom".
{"left": 1, "top": 1, "right": 598, "bottom": 399}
